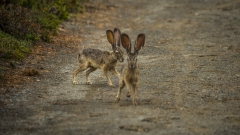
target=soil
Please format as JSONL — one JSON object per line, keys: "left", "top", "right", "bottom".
{"left": 1, "top": 0, "right": 240, "bottom": 134}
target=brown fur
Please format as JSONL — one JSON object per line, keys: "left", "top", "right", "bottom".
{"left": 73, "top": 28, "right": 124, "bottom": 86}
{"left": 116, "top": 33, "right": 145, "bottom": 105}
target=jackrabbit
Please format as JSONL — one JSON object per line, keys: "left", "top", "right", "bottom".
{"left": 73, "top": 28, "right": 124, "bottom": 86}
{"left": 116, "top": 33, "right": 145, "bottom": 105}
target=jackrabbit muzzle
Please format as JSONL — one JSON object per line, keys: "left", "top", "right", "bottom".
{"left": 127, "top": 55, "right": 137, "bottom": 69}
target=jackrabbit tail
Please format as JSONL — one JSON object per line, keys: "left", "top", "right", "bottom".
{"left": 73, "top": 28, "right": 124, "bottom": 86}
{"left": 116, "top": 33, "right": 145, "bottom": 105}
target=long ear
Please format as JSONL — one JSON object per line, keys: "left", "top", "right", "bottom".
{"left": 121, "top": 33, "right": 131, "bottom": 53}
{"left": 106, "top": 30, "right": 115, "bottom": 49}
{"left": 135, "top": 33, "right": 145, "bottom": 54}
{"left": 114, "top": 28, "right": 121, "bottom": 47}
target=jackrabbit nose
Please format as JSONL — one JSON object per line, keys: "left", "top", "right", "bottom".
{"left": 130, "top": 65, "right": 134, "bottom": 69}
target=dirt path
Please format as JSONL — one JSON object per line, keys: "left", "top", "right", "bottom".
{"left": 1, "top": 0, "right": 240, "bottom": 134}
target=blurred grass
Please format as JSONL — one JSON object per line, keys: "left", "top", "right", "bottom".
{"left": 0, "top": 31, "right": 32, "bottom": 60}
{"left": 0, "top": 0, "right": 87, "bottom": 79}
{"left": 0, "top": 0, "right": 86, "bottom": 59}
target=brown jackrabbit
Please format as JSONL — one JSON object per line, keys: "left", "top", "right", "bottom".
{"left": 116, "top": 33, "right": 145, "bottom": 105}
{"left": 73, "top": 28, "right": 124, "bottom": 86}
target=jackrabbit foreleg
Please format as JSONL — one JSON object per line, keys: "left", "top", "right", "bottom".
{"left": 102, "top": 68, "right": 114, "bottom": 86}
{"left": 116, "top": 80, "right": 125, "bottom": 101}
{"left": 132, "top": 84, "right": 138, "bottom": 105}
{"left": 111, "top": 68, "right": 120, "bottom": 78}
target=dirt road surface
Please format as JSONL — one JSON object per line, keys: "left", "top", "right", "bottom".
{"left": 1, "top": 0, "right": 240, "bottom": 134}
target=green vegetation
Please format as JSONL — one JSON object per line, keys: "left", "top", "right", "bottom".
{"left": 0, "top": 0, "right": 86, "bottom": 79}
{"left": 0, "top": 0, "right": 86, "bottom": 60}
{"left": 0, "top": 31, "right": 31, "bottom": 60}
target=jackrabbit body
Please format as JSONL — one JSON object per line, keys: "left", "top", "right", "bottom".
{"left": 73, "top": 28, "right": 124, "bottom": 86}
{"left": 116, "top": 33, "right": 145, "bottom": 105}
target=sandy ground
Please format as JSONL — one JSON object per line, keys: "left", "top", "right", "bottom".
{"left": 1, "top": 0, "right": 240, "bottom": 134}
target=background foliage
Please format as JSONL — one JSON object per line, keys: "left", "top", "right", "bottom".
{"left": 0, "top": 0, "right": 85, "bottom": 60}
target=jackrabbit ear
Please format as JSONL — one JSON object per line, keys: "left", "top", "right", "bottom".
{"left": 114, "top": 28, "right": 121, "bottom": 47}
{"left": 135, "top": 33, "right": 145, "bottom": 53}
{"left": 106, "top": 30, "right": 115, "bottom": 48}
{"left": 121, "top": 33, "right": 131, "bottom": 53}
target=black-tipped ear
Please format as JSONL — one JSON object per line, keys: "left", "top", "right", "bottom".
{"left": 106, "top": 30, "right": 115, "bottom": 48}
{"left": 114, "top": 28, "right": 121, "bottom": 47}
{"left": 135, "top": 33, "right": 145, "bottom": 53}
{"left": 121, "top": 33, "right": 131, "bottom": 53}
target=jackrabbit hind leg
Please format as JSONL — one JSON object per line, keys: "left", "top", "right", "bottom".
{"left": 73, "top": 63, "right": 88, "bottom": 85}
{"left": 86, "top": 67, "right": 97, "bottom": 85}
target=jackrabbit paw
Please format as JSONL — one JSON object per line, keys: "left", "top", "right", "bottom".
{"left": 73, "top": 81, "right": 78, "bottom": 85}
{"left": 133, "top": 97, "right": 138, "bottom": 105}
{"left": 116, "top": 96, "right": 120, "bottom": 102}
{"left": 109, "top": 83, "right": 115, "bottom": 87}
{"left": 126, "top": 92, "right": 131, "bottom": 97}
{"left": 86, "top": 81, "right": 92, "bottom": 85}
{"left": 133, "top": 101, "right": 138, "bottom": 105}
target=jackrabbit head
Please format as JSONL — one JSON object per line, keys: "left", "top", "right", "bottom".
{"left": 121, "top": 33, "right": 145, "bottom": 69}
{"left": 106, "top": 28, "right": 124, "bottom": 62}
